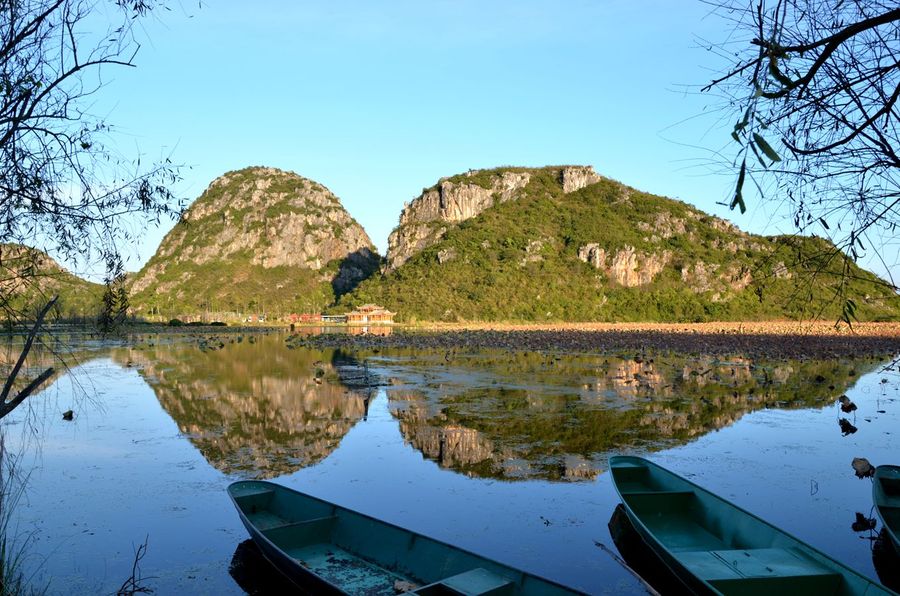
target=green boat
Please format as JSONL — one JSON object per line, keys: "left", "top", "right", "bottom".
{"left": 228, "top": 480, "right": 585, "bottom": 595}
{"left": 873, "top": 465, "right": 900, "bottom": 557}
{"left": 609, "top": 455, "right": 897, "bottom": 595}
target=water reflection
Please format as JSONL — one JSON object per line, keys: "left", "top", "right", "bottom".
{"left": 873, "top": 529, "right": 900, "bottom": 592}
{"left": 607, "top": 504, "right": 692, "bottom": 595}
{"left": 111, "top": 337, "right": 371, "bottom": 478}
{"left": 851, "top": 512, "right": 876, "bottom": 532}
{"left": 373, "top": 351, "right": 880, "bottom": 481}
{"left": 107, "top": 337, "right": 885, "bottom": 483}
{"left": 839, "top": 418, "right": 858, "bottom": 436}
{"left": 229, "top": 540, "right": 297, "bottom": 595}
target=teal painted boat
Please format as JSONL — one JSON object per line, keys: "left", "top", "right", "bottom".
{"left": 228, "top": 480, "right": 585, "bottom": 595}
{"left": 873, "top": 465, "right": 900, "bottom": 557}
{"left": 609, "top": 455, "right": 897, "bottom": 595}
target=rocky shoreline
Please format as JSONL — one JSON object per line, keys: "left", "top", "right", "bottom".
{"left": 290, "top": 322, "right": 900, "bottom": 360}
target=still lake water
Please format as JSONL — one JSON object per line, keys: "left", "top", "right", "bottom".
{"left": 3, "top": 332, "right": 899, "bottom": 594}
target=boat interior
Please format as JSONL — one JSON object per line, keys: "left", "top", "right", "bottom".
{"left": 878, "top": 473, "right": 900, "bottom": 533}
{"left": 611, "top": 459, "right": 886, "bottom": 596}
{"left": 230, "top": 482, "right": 571, "bottom": 596}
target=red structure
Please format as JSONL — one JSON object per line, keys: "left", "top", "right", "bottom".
{"left": 345, "top": 304, "right": 395, "bottom": 325}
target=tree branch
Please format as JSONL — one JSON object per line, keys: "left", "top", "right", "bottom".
{"left": 0, "top": 294, "right": 57, "bottom": 412}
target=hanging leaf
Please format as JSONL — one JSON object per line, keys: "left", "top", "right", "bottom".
{"left": 753, "top": 133, "right": 781, "bottom": 162}
{"left": 838, "top": 298, "right": 859, "bottom": 329}
{"left": 749, "top": 142, "right": 768, "bottom": 168}
{"left": 731, "top": 159, "right": 747, "bottom": 213}
{"left": 735, "top": 105, "right": 752, "bottom": 131}
{"left": 768, "top": 57, "right": 794, "bottom": 88}
{"left": 818, "top": 217, "right": 830, "bottom": 230}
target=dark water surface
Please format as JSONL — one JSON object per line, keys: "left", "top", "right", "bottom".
{"left": 4, "top": 332, "right": 899, "bottom": 594}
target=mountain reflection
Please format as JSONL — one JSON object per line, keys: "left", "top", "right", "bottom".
{"left": 376, "top": 351, "right": 877, "bottom": 481}
{"left": 109, "top": 337, "right": 882, "bottom": 483}
{"left": 112, "top": 336, "right": 369, "bottom": 478}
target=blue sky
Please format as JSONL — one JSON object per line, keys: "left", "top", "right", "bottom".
{"left": 85, "top": 0, "right": 897, "bottom": 283}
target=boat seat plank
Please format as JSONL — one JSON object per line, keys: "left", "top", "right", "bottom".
{"left": 675, "top": 551, "right": 742, "bottom": 581}
{"left": 412, "top": 567, "right": 515, "bottom": 596}
{"left": 245, "top": 510, "right": 290, "bottom": 531}
{"left": 708, "top": 573, "right": 842, "bottom": 596}
{"left": 710, "top": 548, "right": 837, "bottom": 578}
{"left": 442, "top": 568, "right": 514, "bottom": 595}
{"left": 262, "top": 515, "right": 337, "bottom": 549}
{"left": 232, "top": 487, "right": 275, "bottom": 499}
{"left": 261, "top": 514, "right": 336, "bottom": 532}
{"left": 680, "top": 548, "right": 844, "bottom": 596}
{"left": 613, "top": 462, "right": 649, "bottom": 470}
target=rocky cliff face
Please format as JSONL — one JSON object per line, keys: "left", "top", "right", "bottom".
{"left": 129, "top": 167, "right": 380, "bottom": 317}
{"left": 386, "top": 165, "right": 600, "bottom": 270}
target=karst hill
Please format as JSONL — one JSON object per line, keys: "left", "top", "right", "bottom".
{"left": 7, "top": 166, "right": 898, "bottom": 325}
{"left": 340, "top": 165, "right": 900, "bottom": 322}
{"left": 128, "top": 167, "right": 380, "bottom": 318}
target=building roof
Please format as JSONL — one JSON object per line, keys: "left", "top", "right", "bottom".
{"left": 346, "top": 304, "right": 395, "bottom": 316}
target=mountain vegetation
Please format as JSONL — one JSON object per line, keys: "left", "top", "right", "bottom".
{"left": 339, "top": 166, "right": 900, "bottom": 323}
{"left": 0, "top": 244, "right": 103, "bottom": 323}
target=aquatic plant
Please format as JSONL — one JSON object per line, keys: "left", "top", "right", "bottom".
{"left": 0, "top": 436, "right": 42, "bottom": 596}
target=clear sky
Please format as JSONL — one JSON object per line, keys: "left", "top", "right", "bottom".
{"left": 84, "top": 0, "right": 897, "bottom": 283}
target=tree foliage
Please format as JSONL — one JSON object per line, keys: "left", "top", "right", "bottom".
{"left": 1, "top": 0, "right": 183, "bottom": 418}
{"left": 703, "top": 0, "right": 900, "bottom": 289}
{"left": 1, "top": 0, "right": 182, "bottom": 312}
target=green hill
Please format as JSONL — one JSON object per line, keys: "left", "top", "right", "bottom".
{"left": 340, "top": 166, "right": 900, "bottom": 323}
{"left": 0, "top": 243, "right": 104, "bottom": 321}
{"left": 128, "top": 167, "right": 380, "bottom": 320}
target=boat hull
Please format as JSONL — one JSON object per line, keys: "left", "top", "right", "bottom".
{"left": 873, "top": 465, "right": 900, "bottom": 558}
{"left": 616, "top": 504, "right": 718, "bottom": 595}
{"left": 609, "top": 455, "right": 896, "bottom": 596}
{"left": 228, "top": 480, "right": 584, "bottom": 596}
{"left": 607, "top": 503, "right": 691, "bottom": 595}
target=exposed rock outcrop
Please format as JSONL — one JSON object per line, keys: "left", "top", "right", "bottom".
{"left": 387, "top": 171, "right": 531, "bottom": 271}
{"left": 577, "top": 244, "right": 671, "bottom": 287}
{"left": 386, "top": 166, "right": 600, "bottom": 271}
{"left": 560, "top": 165, "right": 601, "bottom": 193}
{"left": 637, "top": 211, "right": 688, "bottom": 240}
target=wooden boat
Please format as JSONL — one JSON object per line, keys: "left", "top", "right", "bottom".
{"left": 609, "top": 455, "right": 897, "bottom": 595}
{"left": 873, "top": 465, "right": 900, "bottom": 557}
{"left": 228, "top": 480, "right": 584, "bottom": 595}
